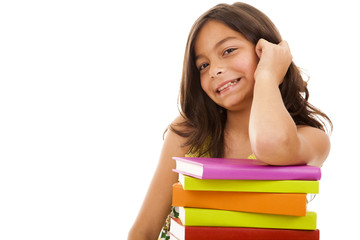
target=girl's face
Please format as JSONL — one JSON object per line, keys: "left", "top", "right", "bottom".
{"left": 194, "top": 20, "right": 259, "bottom": 111}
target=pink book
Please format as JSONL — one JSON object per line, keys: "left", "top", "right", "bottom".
{"left": 172, "top": 157, "right": 321, "bottom": 180}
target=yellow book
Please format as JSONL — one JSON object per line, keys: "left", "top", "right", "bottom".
{"left": 179, "top": 174, "right": 319, "bottom": 193}
{"left": 179, "top": 207, "right": 317, "bottom": 230}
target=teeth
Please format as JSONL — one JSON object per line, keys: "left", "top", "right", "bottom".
{"left": 218, "top": 79, "right": 240, "bottom": 92}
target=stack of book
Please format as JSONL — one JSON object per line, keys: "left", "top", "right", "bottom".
{"left": 169, "top": 157, "right": 321, "bottom": 240}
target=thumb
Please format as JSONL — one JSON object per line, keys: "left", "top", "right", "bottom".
{"left": 255, "top": 38, "right": 267, "bottom": 58}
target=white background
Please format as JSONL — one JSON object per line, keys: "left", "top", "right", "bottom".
{"left": 0, "top": 0, "right": 358, "bottom": 239}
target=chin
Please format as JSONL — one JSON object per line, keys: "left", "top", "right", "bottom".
{"left": 222, "top": 98, "right": 252, "bottom": 112}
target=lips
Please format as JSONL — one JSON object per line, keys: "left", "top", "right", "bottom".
{"left": 216, "top": 78, "right": 241, "bottom": 93}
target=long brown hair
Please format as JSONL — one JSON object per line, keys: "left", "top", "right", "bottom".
{"left": 169, "top": 2, "right": 332, "bottom": 157}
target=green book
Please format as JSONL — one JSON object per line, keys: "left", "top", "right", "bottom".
{"left": 179, "top": 207, "right": 317, "bottom": 230}
{"left": 179, "top": 174, "right": 319, "bottom": 193}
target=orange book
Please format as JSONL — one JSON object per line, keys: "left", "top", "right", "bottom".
{"left": 172, "top": 183, "right": 307, "bottom": 216}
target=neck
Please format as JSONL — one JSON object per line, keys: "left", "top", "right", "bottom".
{"left": 225, "top": 105, "right": 251, "bottom": 137}
{"left": 223, "top": 105, "right": 252, "bottom": 159}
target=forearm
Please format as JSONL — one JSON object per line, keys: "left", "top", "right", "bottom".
{"left": 128, "top": 118, "right": 189, "bottom": 240}
{"left": 249, "top": 79, "right": 301, "bottom": 165}
{"left": 128, "top": 169, "right": 175, "bottom": 240}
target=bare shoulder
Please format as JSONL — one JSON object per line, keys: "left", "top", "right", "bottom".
{"left": 297, "top": 125, "right": 331, "bottom": 167}
{"left": 162, "top": 115, "right": 191, "bottom": 157}
{"left": 167, "top": 114, "right": 192, "bottom": 132}
{"left": 163, "top": 114, "right": 195, "bottom": 145}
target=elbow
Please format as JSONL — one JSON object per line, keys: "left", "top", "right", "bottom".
{"left": 251, "top": 131, "right": 301, "bottom": 165}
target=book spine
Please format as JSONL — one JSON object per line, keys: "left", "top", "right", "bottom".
{"left": 173, "top": 157, "right": 321, "bottom": 180}
{"left": 172, "top": 183, "right": 307, "bottom": 216}
{"left": 171, "top": 217, "right": 320, "bottom": 240}
{"left": 185, "top": 228, "right": 320, "bottom": 240}
{"left": 170, "top": 224, "right": 319, "bottom": 240}
{"left": 180, "top": 174, "right": 319, "bottom": 193}
{"left": 180, "top": 207, "right": 317, "bottom": 230}
{"left": 203, "top": 165, "right": 321, "bottom": 180}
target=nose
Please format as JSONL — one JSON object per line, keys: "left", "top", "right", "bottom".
{"left": 210, "top": 64, "right": 224, "bottom": 79}
{"left": 211, "top": 71, "right": 222, "bottom": 78}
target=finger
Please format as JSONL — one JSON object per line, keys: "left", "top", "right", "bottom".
{"left": 278, "top": 40, "right": 291, "bottom": 52}
{"left": 278, "top": 40, "right": 293, "bottom": 59}
{"left": 278, "top": 40, "right": 288, "bottom": 46}
{"left": 255, "top": 38, "right": 268, "bottom": 58}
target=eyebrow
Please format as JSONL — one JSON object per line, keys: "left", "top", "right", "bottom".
{"left": 195, "top": 36, "right": 238, "bottom": 61}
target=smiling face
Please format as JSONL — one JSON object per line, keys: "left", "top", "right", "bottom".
{"left": 194, "top": 20, "right": 259, "bottom": 112}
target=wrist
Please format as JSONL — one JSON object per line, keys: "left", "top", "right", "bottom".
{"left": 254, "top": 70, "right": 283, "bottom": 86}
{"left": 254, "top": 76, "right": 280, "bottom": 91}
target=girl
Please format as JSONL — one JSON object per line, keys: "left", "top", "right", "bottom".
{"left": 128, "top": 2, "right": 332, "bottom": 240}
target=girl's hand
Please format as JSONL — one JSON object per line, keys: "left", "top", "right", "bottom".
{"left": 254, "top": 39, "right": 293, "bottom": 86}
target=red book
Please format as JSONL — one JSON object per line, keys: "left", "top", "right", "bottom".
{"left": 169, "top": 218, "right": 320, "bottom": 240}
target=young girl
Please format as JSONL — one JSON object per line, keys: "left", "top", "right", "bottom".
{"left": 128, "top": 2, "right": 332, "bottom": 240}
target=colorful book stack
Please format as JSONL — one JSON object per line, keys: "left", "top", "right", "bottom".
{"left": 169, "top": 157, "right": 321, "bottom": 240}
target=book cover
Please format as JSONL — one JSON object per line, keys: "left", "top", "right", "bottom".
{"left": 172, "top": 182, "right": 307, "bottom": 216}
{"left": 178, "top": 207, "right": 317, "bottom": 230}
{"left": 173, "top": 157, "right": 321, "bottom": 180}
{"left": 179, "top": 174, "right": 319, "bottom": 193}
{"left": 170, "top": 217, "right": 320, "bottom": 240}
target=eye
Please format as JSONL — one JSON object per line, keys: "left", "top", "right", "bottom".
{"left": 198, "top": 63, "right": 209, "bottom": 71}
{"left": 223, "top": 48, "right": 237, "bottom": 55}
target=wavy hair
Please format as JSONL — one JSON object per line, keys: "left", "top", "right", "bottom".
{"left": 169, "top": 2, "right": 332, "bottom": 158}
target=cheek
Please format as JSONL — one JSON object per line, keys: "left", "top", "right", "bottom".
{"left": 232, "top": 54, "right": 259, "bottom": 75}
{"left": 200, "top": 78, "right": 210, "bottom": 94}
